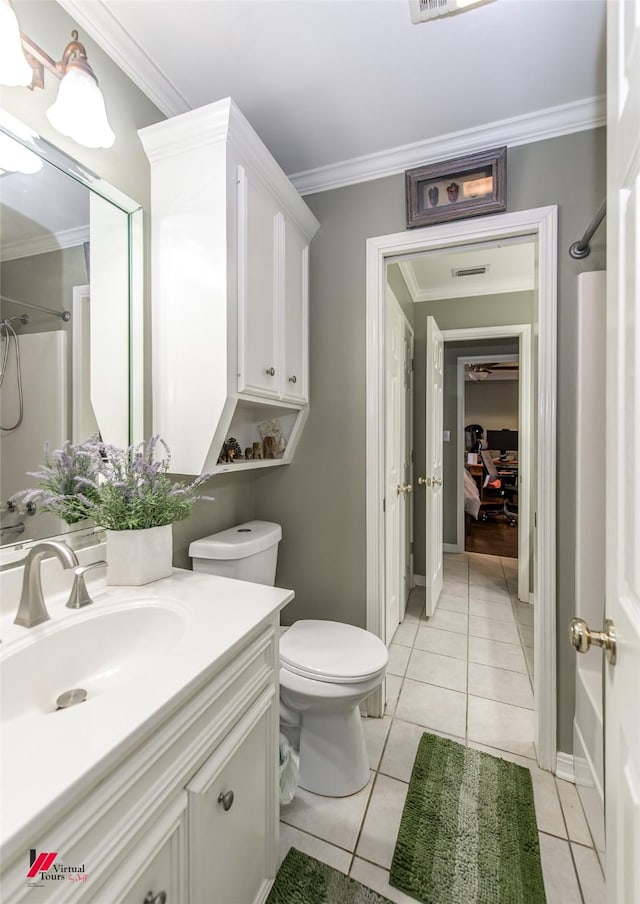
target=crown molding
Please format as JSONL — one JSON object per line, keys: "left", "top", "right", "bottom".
{"left": 1, "top": 225, "right": 90, "bottom": 262}
{"left": 291, "top": 95, "right": 606, "bottom": 196}
{"left": 55, "top": 0, "right": 190, "bottom": 118}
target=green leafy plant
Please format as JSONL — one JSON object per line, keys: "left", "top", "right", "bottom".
{"left": 18, "top": 436, "right": 213, "bottom": 530}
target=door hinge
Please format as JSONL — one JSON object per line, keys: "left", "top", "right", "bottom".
{"left": 534, "top": 511, "right": 537, "bottom": 528}
{"left": 383, "top": 498, "right": 386, "bottom": 513}
{"left": 411, "top": 449, "right": 414, "bottom": 463}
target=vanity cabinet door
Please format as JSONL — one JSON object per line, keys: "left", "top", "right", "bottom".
{"left": 187, "top": 686, "right": 278, "bottom": 904}
{"left": 280, "top": 215, "right": 309, "bottom": 404}
{"left": 237, "top": 165, "right": 281, "bottom": 400}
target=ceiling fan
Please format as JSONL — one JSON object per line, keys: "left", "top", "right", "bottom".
{"left": 465, "top": 362, "right": 519, "bottom": 381}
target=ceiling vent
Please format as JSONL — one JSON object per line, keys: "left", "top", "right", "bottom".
{"left": 452, "top": 265, "right": 490, "bottom": 278}
{"left": 409, "top": 0, "right": 495, "bottom": 23}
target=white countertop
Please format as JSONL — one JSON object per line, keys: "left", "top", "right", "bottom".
{"left": 0, "top": 568, "right": 293, "bottom": 861}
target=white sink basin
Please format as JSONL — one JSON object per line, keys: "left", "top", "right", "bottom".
{"left": 0, "top": 602, "right": 186, "bottom": 723}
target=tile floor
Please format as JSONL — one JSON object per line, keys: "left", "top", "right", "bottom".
{"left": 279, "top": 552, "right": 605, "bottom": 904}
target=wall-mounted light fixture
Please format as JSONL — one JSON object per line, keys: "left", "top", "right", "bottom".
{"left": 0, "top": 0, "right": 115, "bottom": 149}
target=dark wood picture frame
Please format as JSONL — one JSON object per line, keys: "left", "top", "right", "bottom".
{"left": 405, "top": 147, "right": 507, "bottom": 228}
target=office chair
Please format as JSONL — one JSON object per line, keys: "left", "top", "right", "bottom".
{"left": 479, "top": 450, "right": 518, "bottom": 526}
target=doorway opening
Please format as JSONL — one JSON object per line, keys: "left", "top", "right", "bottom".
{"left": 366, "top": 206, "right": 558, "bottom": 772}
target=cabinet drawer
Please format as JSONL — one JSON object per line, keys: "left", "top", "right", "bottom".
{"left": 88, "top": 795, "right": 187, "bottom": 904}
{"left": 188, "top": 686, "right": 278, "bottom": 904}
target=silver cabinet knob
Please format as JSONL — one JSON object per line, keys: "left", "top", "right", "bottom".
{"left": 288, "top": 375, "right": 297, "bottom": 383}
{"left": 570, "top": 617, "right": 616, "bottom": 665}
{"left": 143, "top": 891, "right": 166, "bottom": 904}
{"left": 265, "top": 367, "right": 276, "bottom": 376}
{"left": 218, "top": 790, "right": 234, "bottom": 811}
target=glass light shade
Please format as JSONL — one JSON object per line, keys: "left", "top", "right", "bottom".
{"left": 46, "top": 68, "right": 115, "bottom": 149}
{"left": 0, "top": 0, "right": 33, "bottom": 86}
{"left": 0, "top": 132, "right": 42, "bottom": 174}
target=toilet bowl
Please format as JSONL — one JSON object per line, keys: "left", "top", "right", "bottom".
{"left": 280, "top": 619, "right": 388, "bottom": 797}
{"left": 189, "top": 522, "right": 388, "bottom": 798}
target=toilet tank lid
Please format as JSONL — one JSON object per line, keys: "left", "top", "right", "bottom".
{"left": 189, "top": 521, "right": 282, "bottom": 560}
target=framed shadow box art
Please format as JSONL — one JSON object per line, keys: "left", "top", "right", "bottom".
{"left": 405, "top": 147, "right": 506, "bottom": 228}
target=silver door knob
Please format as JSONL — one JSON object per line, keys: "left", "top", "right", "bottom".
{"left": 143, "top": 892, "right": 167, "bottom": 904}
{"left": 217, "top": 790, "right": 235, "bottom": 811}
{"left": 569, "top": 617, "right": 616, "bottom": 665}
{"left": 265, "top": 367, "right": 275, "bottom": 376}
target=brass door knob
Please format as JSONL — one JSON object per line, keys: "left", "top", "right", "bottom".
{"left": 418, "top": 477, "right": 429, "bottom": 486}
{"left": 396, "top": 483, "right": 412, "bottom": 495}
{"left": 431, "top": 477, "right": 443, "bottom": 487}
{"left": 569, "top": 617, "right": 616, "bottom": 665}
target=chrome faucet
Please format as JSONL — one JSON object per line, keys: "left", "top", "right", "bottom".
{"left": 14, "top": 541, "right": 79, "bottom": 628}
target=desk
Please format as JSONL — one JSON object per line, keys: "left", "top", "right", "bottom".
{"left": 465, "top": 460, "right": 518, "bottom": 501}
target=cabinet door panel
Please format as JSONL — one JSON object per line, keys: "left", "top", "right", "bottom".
{"left": 281, "top": 217, "right": 309, "bottom": 404}
{"left": 237, "top": 166, "right": 280, "bottom": 399}
{"left": 188, "top": 688, "right": 278, "bottom": 904}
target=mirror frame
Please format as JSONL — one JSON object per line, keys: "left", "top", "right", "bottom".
{"left": 0, "top": 109, "right": 144, "bottom": 558}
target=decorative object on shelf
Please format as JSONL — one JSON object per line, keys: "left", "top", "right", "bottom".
{"left": 218, "top": 436, "right": 243, "bottom": 463}
{"left": 258, "top": 418, "right": 286, "bottom": 459}
{"left": 18, "top": 436, "right": 213, "bottom": 585}
{"left": 263, "top": 436, "right": 276, "bottom": 459}
{"left": 252, "top": 442, "right": 263, "bottom": 460}
{"left": 244, "top": 447, "right": 253, "bottom": 461}
{"left": 405, "top": 147, "right": 506, "bottom": 228}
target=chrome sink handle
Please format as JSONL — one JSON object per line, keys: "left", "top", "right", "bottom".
{"left": 14, "top": 541, "right": 79, "bottom": 628}
{"left": 66, "top": 561, "right": 107, "bottom": 610}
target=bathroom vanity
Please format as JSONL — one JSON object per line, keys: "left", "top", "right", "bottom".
{"left": 0, "top": 564, "right": 293, "bottom": 903}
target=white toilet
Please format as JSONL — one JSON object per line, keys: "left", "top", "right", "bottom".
{"left": 189, "top": 520, "right": 388, "bottom": 798}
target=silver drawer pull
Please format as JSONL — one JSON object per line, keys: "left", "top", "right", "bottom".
{"left": 288, "top": 375, "right": 297, "bottom": 384}
{"left": 218, "top": 790, "right": 234, "bottom": 811}
{"left": 265, "top": 367, "right": 275, "bottom": 376}
{"left": 143, "top": 891, "right": 166, "bottom": 904}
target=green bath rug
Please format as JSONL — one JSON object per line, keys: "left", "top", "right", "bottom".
{"left": 267, "top": 848, "right": 392, "bottom": 904}
{"left": 390, "top": 733, "right": 546, "bottom": 904}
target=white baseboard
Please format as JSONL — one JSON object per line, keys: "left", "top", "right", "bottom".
{"left": 555, "top": 752, "right": 575, "bottom": 782}
{"left": 443, "top": 543, "right": 462, "bottom": 553}
{"left": 414, "top": 574, "right": 426, "bottom": 587}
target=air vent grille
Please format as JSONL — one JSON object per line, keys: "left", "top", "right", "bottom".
{"left": 409, "top": 0, "right": 494, "bottom": 23}
{"left": 452, "top": 265, "right": 490, "bottom": 278}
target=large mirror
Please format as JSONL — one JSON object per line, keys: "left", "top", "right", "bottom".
{"left": 0, "top": 110, "right": 143, "bottom": 551}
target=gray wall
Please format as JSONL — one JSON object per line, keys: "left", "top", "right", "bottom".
{"left": 255, "top": 127, "right": 606, "bottom": 755}
{"left": 465, "top": 382, "right": 519, "bottom": 432}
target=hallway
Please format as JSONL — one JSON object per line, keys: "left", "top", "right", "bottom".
{"left": 279, "top": 553, "right": 604, "bottom": 903}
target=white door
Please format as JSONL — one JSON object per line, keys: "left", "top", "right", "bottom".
{"left": 425, "top": 316, "right": 444, "bottom": 616}
{"left": 402, "top": 325, "right": 415, "bottom": 621}
{"left": 385, "top": 289, "right": 404, "bottom": 642}
{"left": 604, "top": 0, "right": 640, "bottom": 898}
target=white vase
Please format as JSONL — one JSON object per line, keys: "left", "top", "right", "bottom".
{"left": 105, "top": 524, "right": 173, "bottom": 586}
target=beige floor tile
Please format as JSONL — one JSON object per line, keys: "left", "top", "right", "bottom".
{"left": 469, "top": 614, "right": 520, "bottom": 643}
{"left": 379, "top": 718, "right": 429, "bottom": 782}
{"left": 363, "top": 714, "right": 392, "bottom": 770}
{"left": 387, "top": 643, "right": 411, "bottom": 677}
{"left": 436, "top": 593, "right": 469, "bottom": 614}
{"left": 514, "top": 602, "right": 535, "bottom": 625}
{"left": 392, "top": 618, "right": 419, "bottom": 647}
{"left": 538, "top": 833, "right": 582, "bottom": 904}
{"left": 441, "top": 579, "right": 469, "bottom": 599}
{"left": 529, "top": 769, "right": 568, "bottom": 838}
{"left": 556, "top": 778, "right": 592, "bottom": 846}
{"left": 468, "top": 597, "right": 515, "bottom": 622}
{"left": 467, "top": 696, "right": 535, "bottom": 758}
{"left": 355, "top": 774, "right": 408, "bottom": 870}
{"left": 350, "top": 858, "right": 420, "bottom": 904}
{"left": 469, "top": 584, "right": 511, "bottom": 603}
{"left": 396, "top": 678, "right": 467, "bottom": 738}
{"left": 467, "top": 741, "right": 536, "bottom": 769}
{"left": 384, "top": 674, "right": 403, "bottom": 716}
{"left": 422, "top": 608, "right": 468, "bottom": 635}
{"left": 468, "top": 635, "right": 527, "bottom": 673}
{"left": 468, "top": 662, "right": 534, "bottom": 709}
{"left": 406, "top": 648, "right": 467, "bottom": 692}
{"left": 414, "top": 625, "right": 468, "bottom": 660}
{"left": 280, "top": 772, "right": 374, "bottom": 851}
{"left": 571, "top": 843, "right": 605, "bottom": 904}
{"left": 279, "top": 823, "right": 351, "bottom": 873}
{"left": 518, "top": 624, "right": 535, "bottom": 647}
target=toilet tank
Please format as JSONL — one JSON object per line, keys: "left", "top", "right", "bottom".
{"left": 189, "top": 521, "right": 282, "bottom": 585}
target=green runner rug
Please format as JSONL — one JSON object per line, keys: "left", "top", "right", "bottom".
{"left": 267, "top": 848, "right": 392, "bottom": 904}
{"left": 390, "top": 733, "right": 546, "bottom": 904}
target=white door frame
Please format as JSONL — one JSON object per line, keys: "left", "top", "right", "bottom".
{"left": 366, "top": 206, "right": 557, "bottom": 772}
{"left": 447, "top": 325, "right": 532, "bottom": 604}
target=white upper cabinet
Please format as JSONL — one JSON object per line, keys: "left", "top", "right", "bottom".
{"left": 139, "top": 99, "right": 319, "bottom": 476}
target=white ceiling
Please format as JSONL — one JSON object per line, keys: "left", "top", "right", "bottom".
{"left": 59, "top": 0, "right": 606, "bottom": 190}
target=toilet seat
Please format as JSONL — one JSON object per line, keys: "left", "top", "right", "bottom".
{"left": 280, "top": 619, "right": 388, "bottom": 684}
